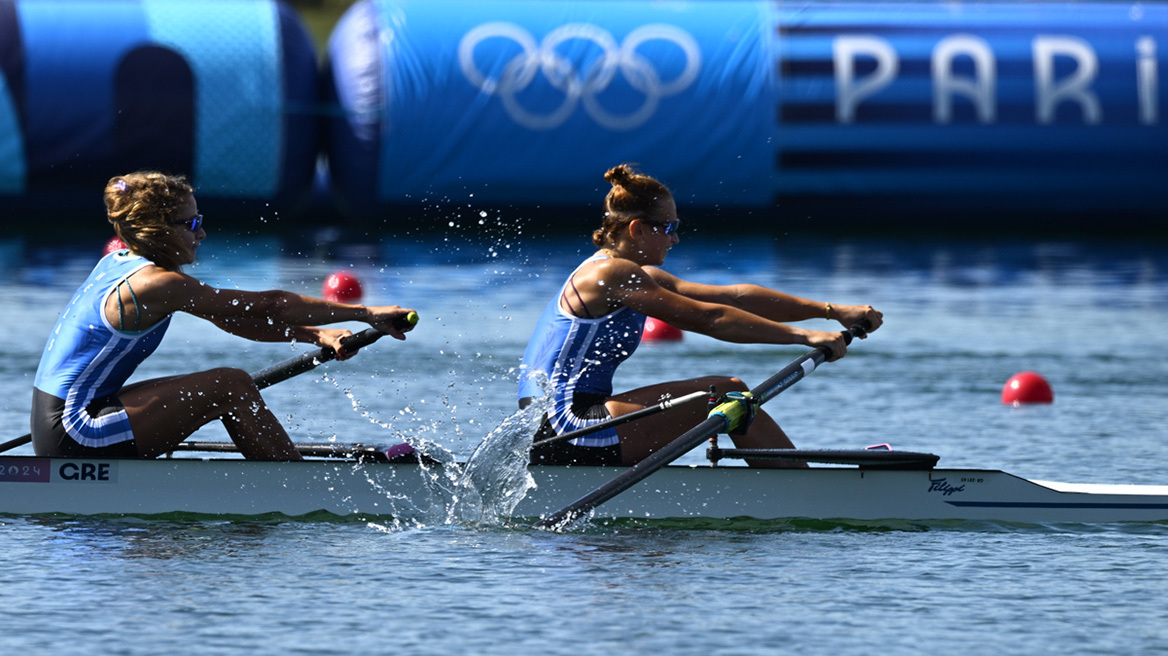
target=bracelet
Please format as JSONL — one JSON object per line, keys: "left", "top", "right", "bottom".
{"left": 825, "top": 302, "right": 833, "bottom": 320}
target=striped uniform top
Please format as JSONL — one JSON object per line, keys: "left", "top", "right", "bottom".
{"left": 33, "top": 251, "right": 171, "bottom": 447}
{"left": 518, "top": 254, "right": 646, "bottom": 446}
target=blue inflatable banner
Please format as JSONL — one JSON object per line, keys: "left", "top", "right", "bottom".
{"left": 0, "top": 0, "right": 317, "bottom": 219}
{"left": 326, "top": 0, "right": 1168, "bottom": 225}
{"left": 327, "top": 0, "right": 775, "bottom": 214}
{"left": 772, "top": 1, "right": 1167, "bottom": 219}
{"left": 2, "top": 0, "right": 1165, "bottom": 228}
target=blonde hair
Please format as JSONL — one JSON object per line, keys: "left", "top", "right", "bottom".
{"left": 105, "top": 171, "right": 194, "bottom": 271}
{"left": 591, "top": 164, "right": 674, "bottom": 248}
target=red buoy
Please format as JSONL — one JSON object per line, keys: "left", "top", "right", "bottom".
{"left": 102, "top": 237, "right": 126, "bottom": 255}
{"left": 643, "top": 317, "right": 683, "bottom": 342}
{"left": 1002, "top": 371, "right": 1054, "bottom": 405}
{"left": 323, "top": 271, "right": 363, "bottom": 302}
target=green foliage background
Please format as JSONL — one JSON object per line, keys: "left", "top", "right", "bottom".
{"left": 288, "top": 0, "right": 359, "bottom": 53}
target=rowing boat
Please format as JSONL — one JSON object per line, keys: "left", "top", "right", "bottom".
{"left": 7, "top": 322, "right": 1165, "bottom": 526}
{"left": 3, "top": 447, "right": 1168, "bottom": 524}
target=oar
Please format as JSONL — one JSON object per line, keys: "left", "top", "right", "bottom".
{"left": 0, "top": 434, "right": 30, "bottom": 455}
{"left": 0, "top": 311, "right": 419, "bottom": 455}
{"left": 251, "top": 310, "right": 417, "bottom": 387}
{"left": 530, "top": 389, "right": 710, "bottom": 448}
{"left": 534, "top": 321, "right": 871, "bottom": 529}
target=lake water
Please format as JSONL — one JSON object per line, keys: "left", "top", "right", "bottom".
{"left": 2, "top": 226, "right": 1168, "bottom": 655}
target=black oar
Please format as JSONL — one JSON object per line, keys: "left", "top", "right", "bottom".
{"left": 250, "top": 310, "right": 417, "bottom": 387}
{"left": 534, "top": 321, "right": 871, "bottom": 529}
{"left": 531, "top": 389, "right": 710, "bottom": 448}
{"left": 0, "top": 434, "right": 30, "bottom": 455}
{"left": 0, "top": 311, "right": 418, "bottom": 455}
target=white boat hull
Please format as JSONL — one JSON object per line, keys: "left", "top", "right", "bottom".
{"left": 3, "top": 455, "right": 1168, "bottom": 524}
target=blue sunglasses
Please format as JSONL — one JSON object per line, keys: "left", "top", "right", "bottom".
{"left": 643, "top": 219, "right": 680, "bottom": 235}
{"left": 173, "top": 214, "right": 204, "bottom": 232}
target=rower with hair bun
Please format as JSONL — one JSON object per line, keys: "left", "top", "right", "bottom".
{"left": 31, "top": 171, "right": 417, "bottom": 461}
{"left": 518, "top": 163, "right": 883, "bottom": 468}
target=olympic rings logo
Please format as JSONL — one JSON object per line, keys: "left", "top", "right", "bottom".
{"left": 458, "top": 22, "right": 702, "bottom": 131}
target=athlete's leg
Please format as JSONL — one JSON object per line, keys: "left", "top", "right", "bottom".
{"left": 607, "top": 376, "right": 803, "bottom": 468}
{"left": 118, "top": 367, "right": 301, "bottom": 460}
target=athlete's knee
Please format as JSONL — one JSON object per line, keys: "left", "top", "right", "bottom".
{"left": 203, "top": 368, "right": 262, "bottom": 398}
{"left": 692, "top": 375, "right": 748, "bottom": 393}
{"left": 717, "top": 376, "right": 749, "bottom": 392}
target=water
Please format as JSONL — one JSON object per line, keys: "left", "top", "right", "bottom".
{"left": 3, "top": 230, "right": 1168, "bottom": 654}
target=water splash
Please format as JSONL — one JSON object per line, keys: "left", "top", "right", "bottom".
{"left": 321, "top": 367, "right": 552, "bottom": 530}
{"left": 445, "top": 397, "right": 548, "bottom": 525}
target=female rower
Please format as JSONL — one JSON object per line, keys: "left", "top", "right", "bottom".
{"left": 518, "top": 164, "right": 883, "bottom": 468}
{"left": 31, "top": 171, "right": 416, "bottom": 461}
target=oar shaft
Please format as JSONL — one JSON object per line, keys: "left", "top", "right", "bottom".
{"left": 531, "top": 389, "right": 709, "bottom": 448}
{"left": 0, "top": 435, "right": 30, "bottom": 454}
{"left": 251, "top": 328, "right": 382, "bottom": 389}
{"left": 536, "top": 415, "right": 725, "bottom": 528}
{"left": 242, "top": 311, "right": 417, "bottom": 389}
{"left": 535, "top": 322, "right": 870, "bottom": 529}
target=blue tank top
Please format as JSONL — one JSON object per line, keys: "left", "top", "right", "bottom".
{"left": 34, "top": 251, "right": 172, "bottom": 404}
{"left": 518, "top": 254, "right": 646, "bottom": 438}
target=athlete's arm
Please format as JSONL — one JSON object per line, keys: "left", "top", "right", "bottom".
{"left": 127, "top": 267, "right": 415, "bottom": 340}
{"left": 646, "top": 266, "right": 882, "bottom": 333}
{"left": 602, "top": 260, "right": 848, "bottom": 359}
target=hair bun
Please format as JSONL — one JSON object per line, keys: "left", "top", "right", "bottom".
{"left": 604, "top": 164, "right": 635, "bottom": 188}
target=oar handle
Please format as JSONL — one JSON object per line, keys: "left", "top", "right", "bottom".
{"left": 845, "top": 318, "right": 871, "bottom": 342}
{"left": 815, "top": 319, "right": 871, "bottom": 358}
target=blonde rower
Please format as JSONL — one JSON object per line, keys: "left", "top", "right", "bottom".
{"left": 32, "top": 171, "right": 416, "bottom": 460}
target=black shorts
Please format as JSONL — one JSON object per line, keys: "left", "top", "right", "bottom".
{"left": 524, "top": 394, "right": 623, "bottom": 466}
{"left": 30, "top": 388, "right": 139, "bottom": 458}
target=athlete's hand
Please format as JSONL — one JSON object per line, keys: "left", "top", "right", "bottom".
{"left": 367, "top": 306, "right": 417, "bottom": 341}
{"left": 835, "top": 304, "right": 883, "bottom": 335}
{"left": 806, "top": 330, "right": 848, "bottom": 361}
{"left": 314, "top": 327, "right": 357, "bottom": 360}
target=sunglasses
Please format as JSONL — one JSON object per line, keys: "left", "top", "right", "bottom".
{"left": 172, "top": 214, "right": 204, "bottom": 232}
{"left": 643, "top": 219, "right": 680, "bottom": 235}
